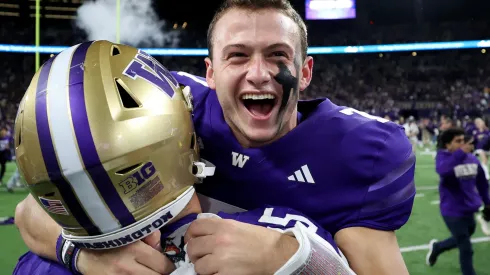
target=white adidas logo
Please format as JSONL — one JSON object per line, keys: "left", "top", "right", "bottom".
{"left": 288, "top": 165, "right": 315, "bottom": 184}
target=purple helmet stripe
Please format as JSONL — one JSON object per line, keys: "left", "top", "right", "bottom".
{"left": 35, "top": 56, "right": 101, "bottom": 235}
{"left": 69, "top": 41, "right": 136, "bottom": 227}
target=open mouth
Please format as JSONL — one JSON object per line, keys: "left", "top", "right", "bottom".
{"left": 241, "top": 94, "right": 278, "bottom": 118}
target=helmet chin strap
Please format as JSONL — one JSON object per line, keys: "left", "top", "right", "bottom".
{"left": 194, "top": 158, "right": 216, "bottom": 178}
{"left": 64, "top": 187, "right": 195, "bottom": 250}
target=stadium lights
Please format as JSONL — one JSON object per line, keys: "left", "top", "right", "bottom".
{"left": 0, "top": 3, "right": 19, "bottom": 8}
{"left": 0, "top": 11, "right": 19, "bottom": 17}
{"left": 1, "top": 40, "right": 490, "bottom": 56}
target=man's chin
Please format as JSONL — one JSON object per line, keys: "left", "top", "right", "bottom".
{"left": 239, "top": 127, "right": 279, "bottom": 148}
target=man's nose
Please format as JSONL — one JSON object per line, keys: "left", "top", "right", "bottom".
{"left": 245, "top": 56, "right": 271, "bottom": 87}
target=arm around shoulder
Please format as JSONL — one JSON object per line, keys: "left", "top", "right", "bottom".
{"left": 15, "top": 194, "right": 61, "bottom": 261}
{"left": 335, "top": 122, "right": 415, "bottom": 274}
{"left": 335, "top": 227, "right": 409, "bottom": 275}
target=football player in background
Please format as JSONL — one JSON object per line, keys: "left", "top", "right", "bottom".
{"left": 439, "top": 116, "right": 455, "bottom": 131}
{"left": 5, "top": 167, "right": 20, "bottom": 193}
{"left": 14, "top": 0, "right": 416, "bottom": 274}
{"left": 0, "top": 126, "right": 10, "bottom": 186}
{"left": 11, "top": 42, "right": 353, "bottom": 275}
{"left": 472, "top": 117, "right": 490, "bottom": 179}
{"left": 403, "top": 116, "right": 419, "bottom": 151}
{"left": 463, "top": 115, "right": 476, "bottom": 136}
{"left": 427, "top": 128, "right": 490, "bottom": 275}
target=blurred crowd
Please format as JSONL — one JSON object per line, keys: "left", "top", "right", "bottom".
{"left": 306, "top": 20, "right": 490, "bottom": 47}
{"left": 1, "top": 19, "right": 490, "bottom": 143}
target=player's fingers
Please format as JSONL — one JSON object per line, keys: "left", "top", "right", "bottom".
{"left": 193, "top": 254, "right": 219, "bottom": 275}
{"left": 141, "top": 230, "right": 162, "bottom": 252}
{"left": 184, "top": 218, "right": 221, "bottom": 243}
{"left": 134, "top": 242, "right": 176, "bottom": 274}
{"left": 128, "top": 262, "right": 169, "bottom": 275}
{"left": 186, "top": 235, "right": 216, "bottom": 263}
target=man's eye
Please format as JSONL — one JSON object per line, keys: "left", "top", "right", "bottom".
{"left": 228, "top": 52, "right": 247, "bottom": 58}
{"left": 272, "top": 51, "right": 288, "bottom": 58}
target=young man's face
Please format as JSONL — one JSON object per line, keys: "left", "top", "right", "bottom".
{"left": 205, "top": 8, "right": 313, "bottom": 147}
{"left": 446, "top": 134, "right": 464, "bottom": 152}
{"left": 475, "top": 119, "right": 485, "bottom": 130}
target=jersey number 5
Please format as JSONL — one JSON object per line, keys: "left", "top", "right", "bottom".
{"left": 340, "top": 108, "right": 389, "bottom": 123}
{"left": 258, "top": 208, "right": 318, "bottom": 233}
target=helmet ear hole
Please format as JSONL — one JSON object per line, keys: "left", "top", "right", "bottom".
{"left": 115, "top": 78, "right": 141, "bottom": 109}
{"left": 116, "top": 163, "right": 142, "bottom": 175}
{"left": 17, "top": 111, "right": 23, "bottom": 146}
{"left": 17, "top": 127, "right": 22, "bottom": 146}
{"left": 190, "top": 133, "right": 196, "bottom": 150}
{"left": 111, "top": 45, "right": 121, "bottom": 56}
{"left": 15, "top": 110, "right": 24, "bottom": 147}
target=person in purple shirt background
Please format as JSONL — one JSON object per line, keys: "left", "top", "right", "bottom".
{"left": 0, "top": 126, "right": 11, "bottom": 186}
{"left": 426, "top": 127, "right": 490, "bottom": 275}
{"left": 439, "top": 116, "right": 455, "bottom": 131}
{"left": 472, "top": 118, "right": 490, "bottom": 179}
{"left": 463, "top": 116, "right": 476, "bottom": 137}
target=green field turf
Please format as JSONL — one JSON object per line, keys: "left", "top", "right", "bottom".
{"left": 0, "top": 163, "right": 29, "bottom": 274}
{"left": 1, "top": 153, "right": 489, "bottom": 274}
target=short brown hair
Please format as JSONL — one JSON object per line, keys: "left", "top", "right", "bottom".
{"left": 207, "top": 0, "right": 308, "bottom": 61}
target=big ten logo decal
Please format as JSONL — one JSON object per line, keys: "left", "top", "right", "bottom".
{"left": 122, "top": 50, "right": 179, "bottom": 98}
{"left": 119, "top": 162, "right": 157, "bottom": 194}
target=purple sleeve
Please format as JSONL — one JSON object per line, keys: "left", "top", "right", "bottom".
{"left": 435, "top": 149, "right": 467, "bottom": 178}
{"left": 476, "top": 164, "right": 490, "bottom": 205}
{"left": 170, "top": 71, "right": 209, "bottom": 104}
{"left": 340, "top": 122, "right": 416, "bottom": 232}
{"left": 170, "top": 71, "right": 212, "bottom": 125}
{"left": 13, "top": 251, "right": 72, "bottom": 275}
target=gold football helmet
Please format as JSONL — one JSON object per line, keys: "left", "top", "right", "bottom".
{"left": 14, "top": 40, "right": 214, "bottom": 249}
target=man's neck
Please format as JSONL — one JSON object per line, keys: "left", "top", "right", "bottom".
{"left": 233, "top": 109, "right": 298, "bottom": 148}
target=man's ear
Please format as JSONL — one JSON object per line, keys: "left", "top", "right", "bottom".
{"left": 204, "top": 57, "right": 216, "bottom": 89}
{"left": 299, "top": 56, "right": 314, "bottom": 92}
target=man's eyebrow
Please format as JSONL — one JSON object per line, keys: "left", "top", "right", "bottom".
{"left": 222, "top": 44, "right": 247, "bottom": 53}
{"left": 221, "top": 43, "right": 294, "bottom": 53}
{"left": 264, "top": 43, "right": 294, "bottom": 52}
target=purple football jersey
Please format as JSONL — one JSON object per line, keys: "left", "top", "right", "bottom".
{"left": 473, "top": 129, "right": 490, "bottom": 150}
{"left": 0, "top": 216, "right": 14, "bottom": 225}
{"left": 13, "top": 252, "right": 70, "bottom": 275}
{"left": 464, "top": 122, "right": 476, "bottom": 136}
{"left": 161, "top": 206, "right": 339, "bottom": 257}
{"left": 0, "top": 136, "right": 9, "bottom": 151}
{"left": 172, "top": 71, "right": 416, "bottom": 235}
{"left": 435, "top": 149, "right": 490, "bottom": 217}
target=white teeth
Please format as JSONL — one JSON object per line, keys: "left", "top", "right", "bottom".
{"left": 241, "top": 94, "right": 276, "bottom": 100}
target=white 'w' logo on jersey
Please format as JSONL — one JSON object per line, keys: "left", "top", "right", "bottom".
{"left": 231, "top": 152, "right": 249, "bottom": 168}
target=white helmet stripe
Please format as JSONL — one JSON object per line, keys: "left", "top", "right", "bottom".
{"left": 47, "top": 43, "right": 120, "bottom": 233}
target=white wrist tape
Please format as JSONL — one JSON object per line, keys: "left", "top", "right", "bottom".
{"left": 274, "top": 223, "right": 357, "bottom": 275}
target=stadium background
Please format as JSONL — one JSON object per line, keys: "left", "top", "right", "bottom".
{"left": 1, "top": 0, "right": 490, "bottom": 274}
